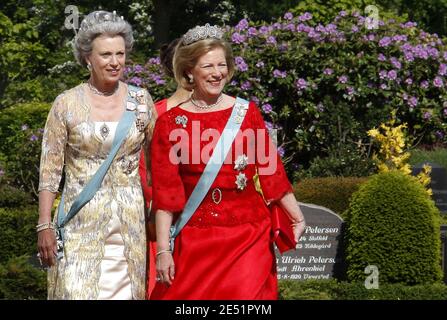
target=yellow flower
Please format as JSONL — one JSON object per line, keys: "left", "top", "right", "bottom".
{"left": 368, "top": 128, "right": 380, "bottom": 138}
{"left": 368, "top": 114, "right": 431, "bottom": 194}
{"left": 52, "top": 195, "right": 61, "bottom": 214}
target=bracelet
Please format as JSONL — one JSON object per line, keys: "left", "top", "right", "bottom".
{"left": 156, "top": 249, "right": 172, "bottom": 257}
{"left": 36, "top": 222, "right": 55, "bottom": 233}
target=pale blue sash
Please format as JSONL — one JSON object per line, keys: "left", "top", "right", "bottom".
{"left": 55, "top": 85, "right": 140, "bottom": 259}
{"left": 169, "top": 97, "right": 250, "bottom": 250}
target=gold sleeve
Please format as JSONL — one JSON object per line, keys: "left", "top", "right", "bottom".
{"left": 38, "top": 94, "right": 68, "bottom": 193}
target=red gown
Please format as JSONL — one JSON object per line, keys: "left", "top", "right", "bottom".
{"left": 139, "top": 98, "right": 168, "bottom": 299}
{"left": 150, "top": 99, "right": 292, "bottom": 300}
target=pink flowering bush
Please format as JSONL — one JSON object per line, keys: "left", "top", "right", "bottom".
{"left": 126, "top": 10, "right": 447, "bottom": 174}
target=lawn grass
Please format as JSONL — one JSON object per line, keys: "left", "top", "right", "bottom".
{"left": 409, "top": 147, "right": 447, "bottom": 170}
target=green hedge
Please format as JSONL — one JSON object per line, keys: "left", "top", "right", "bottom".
{"left": 278, "top": 279, "right": 447, "bottom": 300}
{"left": 0, "top": 206, "right": 38, "bottom": 263}
{"left": 0, "top": 102, "right": 50, "bottom": 197}
{"left": 0, "top": 102, "right": 50, "bottom": 154}
{"left": 409, "top": 147, "right": 447, "bottom": 171}
{"left": 294, "top": 177, "right": 368, "bottom": 218}
{"left": 0, "top": 254, "right": 46, "bottom": 300}
{"left": 345, "top": 171, "right": 443, "bottom": 285}
{"left": 0, "top": 184, "right": 33, "bottom": 208}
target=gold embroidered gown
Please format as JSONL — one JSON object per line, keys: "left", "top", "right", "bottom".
{"left": 38, "top": 83, "right": 155, "bottom": 299}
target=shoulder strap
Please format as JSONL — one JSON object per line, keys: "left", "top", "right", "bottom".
{"left": 56, "top": 85, "right": 140, "bottom": 241}
{"left": 169, "top": 97, "right": 250, "bottom": 249}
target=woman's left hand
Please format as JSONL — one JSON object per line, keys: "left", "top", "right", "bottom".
{"left": 156, "top": 251, "right": 175, "bottom": 286}
{"left": 292, "top": 220, "right": 306, "bottom": 243}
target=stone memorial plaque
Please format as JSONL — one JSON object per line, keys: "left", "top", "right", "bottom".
{"left": 412, "top": 162, "right": 447, "bottom": 213}
{"left": 275, "top": 203, "right": 345, "bottom": 281}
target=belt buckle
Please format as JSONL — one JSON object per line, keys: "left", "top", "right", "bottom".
{"left": 211, "top": 188, "right": 222, "bottom": 204}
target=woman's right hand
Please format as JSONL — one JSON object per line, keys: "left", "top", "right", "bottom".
{"left": 156, "top": 251, "right": 175, "bottom": 286}
{"left": 37, "top": 229, "right": 58, "bottom": 267}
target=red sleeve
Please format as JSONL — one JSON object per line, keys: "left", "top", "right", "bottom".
{"left": 252, "top": 102, "right": 293, "bottom": 203}
{"left": 139, "top": 99, "right": 168, "bottom": 208}
{"left": 139, "top": 150, "right": 152, "bottom": 207}
{"left": 150, "top": 115, "right": 186, "bottom": 213}
{"left": 154, "top": 99, "right": 168, "bottom": 116}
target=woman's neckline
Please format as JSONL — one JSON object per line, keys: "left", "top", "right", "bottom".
{"left": 176, "top": 105, "right": 234, "bottom": 114}
{"left": 81, "top": 81, "right": 129, "bottom": 122}
{"left": 92, "top": 121, "right": 119, "bottom": 123}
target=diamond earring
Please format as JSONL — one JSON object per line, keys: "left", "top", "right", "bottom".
{"left": 87, "top": 63, "right": 92, "bottom": 71}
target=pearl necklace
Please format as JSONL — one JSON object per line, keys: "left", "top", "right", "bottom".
{"left": 87, "top": 80, "right": 119, "bottom": 96}
{"left": 190, "top": 94, "right": 223, "bottom": 109}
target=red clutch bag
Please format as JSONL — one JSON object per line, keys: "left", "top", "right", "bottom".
{"left": 270, "top": 203, "right": 297, "bottom": 254}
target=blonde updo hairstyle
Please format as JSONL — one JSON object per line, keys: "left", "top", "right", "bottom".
{"left": 173, "top": 38, "right": 235, "bottom": 91}
{"left": 73, "top": 10, "right": 134, "bottom": 68}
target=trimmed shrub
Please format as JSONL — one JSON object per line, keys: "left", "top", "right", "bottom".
{"left": 278, "top": 279, "right": 447, "bottom": 300}
{"left": 0, "top": 255, "right": 46, "bottom": 300}
{"left": 294, "top": 144, "right": 376, "bottom": 179}
{"left": 345, "top": 171, "right": 443, "bottom": 285}
{"left": 0, "top": 184, "right": 33, "bottom": 208}
{"left": 0, "top": 206, "right": 38, "bottom": 263}
{"left": 279, "top": 279, "right": 337, "bottom": 300}
{"left": 0, "top": 102, "right": 50, "bottom": 197}
{"left": 294, "top": 177, "right": 368, "bottom": 218}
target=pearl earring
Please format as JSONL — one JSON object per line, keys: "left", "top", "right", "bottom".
{"left": 188, "top": 75, "right": 194, "bottom": 84}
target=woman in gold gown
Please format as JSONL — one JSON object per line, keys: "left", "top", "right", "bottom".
{"left": 36, "top": 11, "right": 155, "bottom": 299}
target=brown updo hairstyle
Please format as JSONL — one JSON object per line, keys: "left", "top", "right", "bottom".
{"left": 172, "top": 38, "right": 235, "bottom": 91}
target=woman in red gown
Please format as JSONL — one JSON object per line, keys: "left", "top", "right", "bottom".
{"left": 150, "top": 24, "right": 306, "bottom": 300}
{"left": 137, "top": 38, "right": 190, "bottom": 298}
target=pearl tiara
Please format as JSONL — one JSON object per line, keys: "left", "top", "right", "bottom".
{"left": 182, "top": 23, "right": 224, "bottom": 45}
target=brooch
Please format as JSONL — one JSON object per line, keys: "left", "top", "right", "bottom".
{"left": 135, "top": 90, "right": 146, "bottom": 104}
{"left": 126, "top": 101, "right": 137, "bottom": 111}
{"left": 136, "top": 104, "right": 148, "bottom": 132}
{"left": 175, "top": 115, "right": 188, "bottom": 128}
{"left": 235, "top": 172, "right": 248, "bottom": 190}
{"left": 233, "top": 100, "right": 249, "bottom": 124}
{"left": 234, "top": 154, "right": 248, "bottom": 171}
{"left": 100, "top": 123, "right": 110, "bottom": 140}
{"left": 136, "top": 117, "right": 145, "bottom": 132}
{"left": 137, "top": 104, "right": 148, "bottom": 113}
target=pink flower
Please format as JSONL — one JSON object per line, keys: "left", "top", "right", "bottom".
{"left": 273, "top": 69, "right": 287, "bottom": 78}
{"left": 433, "top": 76, "right": 444, "bottom": 88}
{"left": 338, "top": 75, "right": 348, "bottom": 83}
{"left": 235, "top": 19, "right": 249, "bottom": 31}
{"left": 284, "top": 12, "right": 293, "bottom": 20}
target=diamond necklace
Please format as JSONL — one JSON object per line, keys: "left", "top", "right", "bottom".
{"left": 87, "top": 80, "right": 119, "bottom": 96}
{"left": 190, "top": 93, "right": 223, "bottom": 109}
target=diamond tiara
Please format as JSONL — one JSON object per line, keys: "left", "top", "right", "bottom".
{"left": 80, "top": 11, "right": 124, "bottom": 32}
{"left": 182, "top": 23, "right": 224, "bottom": 45}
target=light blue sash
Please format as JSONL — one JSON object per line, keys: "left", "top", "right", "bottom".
{"left": 55, "top": 85, "right": 140, "bottom": 259}
{"left": 169, "top": 97, "right": 250, "bottom": 250}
